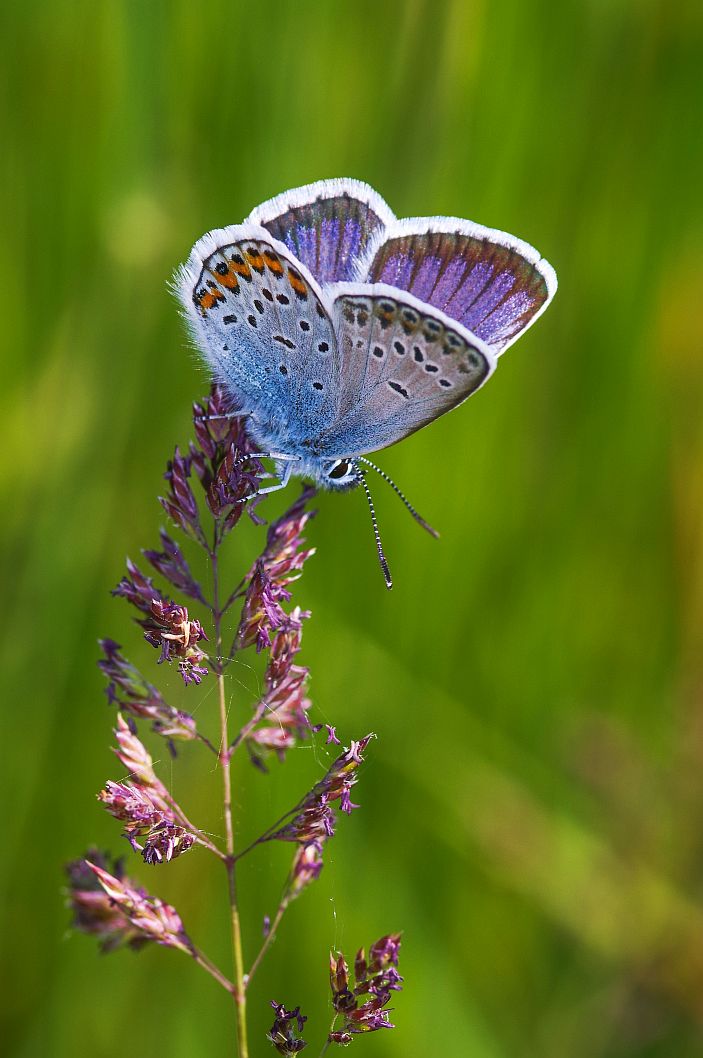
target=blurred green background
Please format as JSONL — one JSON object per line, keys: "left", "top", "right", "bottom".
{"left": 2, "top": 1, "right": 703, "bottom": 1055}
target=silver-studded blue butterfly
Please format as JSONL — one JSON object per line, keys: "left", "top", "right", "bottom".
{"left": 176, "top": 179, "right": 557, "bottom": 586}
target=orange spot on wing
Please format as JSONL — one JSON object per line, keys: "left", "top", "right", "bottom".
{"left": 264, "top": 251, "right": 284, "bottom": 276}
{"left": 230, "top": 258, "right": 252, "bottom": 279}
{"left": 244, "top": 249, "right": 265, "bottom": 273}
{"left": 287, "top": 268, "right": 308, "bottom": 299}
{"left": 197, "top": 291, "right": 219, "bottom": 311}
{"left": 218, "top": 269, "right": 240, "bottom": 291}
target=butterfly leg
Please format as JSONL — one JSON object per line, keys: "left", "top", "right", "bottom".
{"left": 232, "top": 457, "right": 298, "bottom": 505}
{"left": 194, "top": 411, "right": 252, "bottom": 424}
{"left": 252, "top": 460, "right": 295, "bottom": 496}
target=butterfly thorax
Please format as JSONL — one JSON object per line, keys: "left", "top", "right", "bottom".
{"left": 246, "top": 415, "right": 358, "bottom": 492}
{"left": 275, "top": 452, "right": 359, "bottom": 492}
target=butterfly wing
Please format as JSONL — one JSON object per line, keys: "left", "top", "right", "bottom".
{"left": 248, "top": 178, "right": 395, "bottom": 285}
{"left": 176, "top": 224, "right": 341, "bottom": 436}
{"left": 359, "top": 218, "right": 557, "bottom": 354}
{"left": 315, "top": 283, "right": 495, "bottom": 457}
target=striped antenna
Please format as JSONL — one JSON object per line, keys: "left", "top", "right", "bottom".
{"left": 356, "top": 456, "right": 439, "bottom": 539}
{"left": 352, "top": 463, "right": 392, "bottom": 590}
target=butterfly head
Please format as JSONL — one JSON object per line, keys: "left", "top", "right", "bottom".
{"left": 323, "top": 458, "right": 358, "bottom": 491}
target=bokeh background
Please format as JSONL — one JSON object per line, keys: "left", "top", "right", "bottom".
{"left": 2, "top": 1, "right": 703, "bottom": 1056}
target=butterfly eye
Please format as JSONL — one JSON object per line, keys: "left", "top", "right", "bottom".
{"left": 328, "top": 459, "right": 353, "bottom": 481}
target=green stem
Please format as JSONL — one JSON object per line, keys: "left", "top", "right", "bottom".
{"left": 193, "top": 947, "right": 236, "bottom": 995}
{"left": 245, "top": 894, "right": 289, "bottom": 987}
{"left": 212, "top": 546, "right": 249, "bottom": 1058}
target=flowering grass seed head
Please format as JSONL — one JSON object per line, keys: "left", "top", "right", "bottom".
{"left": 98, "top": 640, "right": 198, "bottom": 741}
{"left": 98, "top": 779, "right": 195, "bottom": 865}
{"left": 250, "top": 610, "right": 313, "bottom": 758}
{"left": 113, "top": 713, "right": 165, "bottom": 788}
{"left": 237, "top": 494, "right": 315, "bottom": 652}
{"left": 289, "top": 842, "right": 324, "bottom": 896}
{"left": 65, "top": 850, "right": 145, "bottom": 953}
{"left": 328, "top": 934, "right": 403, "bottom": 1043}
{"left": 161, "top": 445, "right": 202, "bottom": 540}
{"left": 70, "top": 384, "right": 404, "bottom": 1051}
{"left": 267, "top": 1001, "right": 308, "bottom": 1055}
{"left": 143, "top": 528, "right": 206, "bottom": 604}
{"left": 113, "top": 564, "right": 209, "bottom": 686}
{"left": 87, "top": 861, "right": 193, "bottom": 954}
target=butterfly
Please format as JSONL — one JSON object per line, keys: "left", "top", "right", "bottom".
{"left": 176, "top": 178, "right": 557, "bottom": 586}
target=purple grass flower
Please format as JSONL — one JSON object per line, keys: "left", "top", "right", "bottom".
{"left": 191, "top": 385, "right": 242, "bottom": 458}
{"left": 87, "top": 861, "right": 194, "bottom": 954}
{"left": 98, "top": 640, "right": 198, "bottom": 741}
{"left": 250, "top": 609, "right": 313, "bottom": 758}
{"left": 267, "top": 1001, "right": 308, "bottom": 1055}
{"left": 328, "top": 934, "right": 403, "bottom": 1044}
{"left": 143, "top": 528, "right": 206, "bottom": 604}
{"left": 206, "top": 441, "right": 264, "bottom": 529}
{"left": 308, "top": 735, "right": 374, "bottom": 814}
{"left": 290, "top": 843, "right": 324, "bottom": 896}
{"left": 140, "top": 599, "right": 208, "bottom": 665}
{"left": 178, "top": 656, "right": 209, "bottom": 685}
{"left": 160, "top": 446, "right": 202, "bottom": 540}
{"left": 271, "top": 735, "right": 372, "bottom": 847}
{"left": 113, "top": 565, "right": 209, "bottom": 685}
{"left": 113, "top": 713, "right": 165, "bottom": 788}
{"left": 112, "top": 558, "right": 161, "bottom": 613}
{"left": 368, "top": 935, "right": 403, "bottom": 977}
{"left": 65, "top": 850, "right": 146, "bottom": 953}
{"left": 141, "top": 824, "right": 195, "bottom": 865}
{"left": 98, "top": 780, "right": 195, "bottom": 865}
{"left": 265, "top": 735, "right": 373, "bottom": 901}
{"left": 308, "top": 721, "right": 342, "bottom": 745}
{"left": 274, "top": 796, "right": 336, "bottom": 847}
{"left": 237, "top": 491, "right": 315, "bottom": 651}
{"left": 189, "top": 387, "right": 264, "bottom": 535}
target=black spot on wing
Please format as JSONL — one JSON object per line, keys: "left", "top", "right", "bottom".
{"left": 388, "top": 381, "right": 409, "bottom": 399}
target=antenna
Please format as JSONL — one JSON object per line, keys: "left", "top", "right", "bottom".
{"left": 352, "top": 463, "right": 393, "bottom": 590}
{"left": 356, "top": 456, "right": 439, "bottom": 539}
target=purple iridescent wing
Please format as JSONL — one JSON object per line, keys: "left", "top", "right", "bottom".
{"left": 248, "top": 178, "right": 395, "bottom": 285}
{"left": 359, "top": 219, "right": 557, "bottom": 354}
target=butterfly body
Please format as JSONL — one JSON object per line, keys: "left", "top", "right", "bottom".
{"left": 177, "top": 179, "right": 556, "bottom": 489}
{"left": 176, "top": 180, "right": 557, "bottom": 583}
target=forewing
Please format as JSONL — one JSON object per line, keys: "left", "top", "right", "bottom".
{"left": 316, "top": 283, "right": 495, "bottom": 457}
{"left": 248, "top": 178, "right": 395, "bottom": 285}
{"left": 360, "top": 219, "right": 557, "bottom": 353}
{"left": 177, "top": 224, "right": 340, "bottom": 435}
